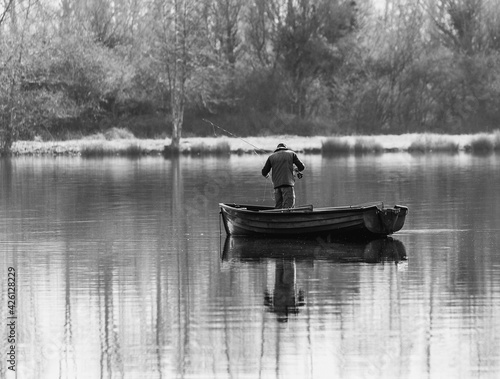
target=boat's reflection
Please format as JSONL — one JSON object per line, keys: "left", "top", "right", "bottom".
{"left": 221, "top": 236, "right": 407, "bottom": 322}
{"left": 221, "top": 236, "right": 407, "bottom": 263}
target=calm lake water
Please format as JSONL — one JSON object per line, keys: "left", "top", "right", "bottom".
{"left": 1, "top": 153, "right": 500, "bottom": 379}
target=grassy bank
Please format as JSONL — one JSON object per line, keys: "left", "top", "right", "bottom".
{"left": 9, "top": 130, "right": 500, "bottom": 156}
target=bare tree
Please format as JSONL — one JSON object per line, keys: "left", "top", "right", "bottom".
{"left": 151, "top": 0, "right": 205, "bottom": 151}
{"left": 425, "top": 0, "right": 486, "bottom": 55}
{"left": 275, "top": 0, "right": 357, "bottom": 118}
{"left": 246, "top": 0, "right": 288, "bottom": 69}
{"left": 0, "top": 0, "right": 15, "bottom": 30}
{"left": 1, "top": 0, "right": 36, "bottom": 153}
{"left": 202, "top": 0, "right": 243, "bottom": 65}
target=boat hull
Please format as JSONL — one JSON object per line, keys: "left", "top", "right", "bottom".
{"left": 219, "top": 202, "right": 408, "bottom": 240}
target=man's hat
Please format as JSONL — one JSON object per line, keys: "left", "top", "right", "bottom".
{"left": 276, "top": 143, "right": 287, "bottom": 150}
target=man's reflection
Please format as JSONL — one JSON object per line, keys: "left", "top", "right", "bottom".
{"left": 264, "top": 259, "right": 305, "bottom": 322}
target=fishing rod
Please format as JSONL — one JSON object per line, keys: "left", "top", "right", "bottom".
{"left": 202, "top": 119, "right": 305, "bottom": 204}
{"left": 202, "top": 118, "right": 274, "bottom": 202}
{"left": 202, "top": 118, "right": 266, "bottom": 156}
{"left": 202, "top": 118, "right": 303, "bottom": 179}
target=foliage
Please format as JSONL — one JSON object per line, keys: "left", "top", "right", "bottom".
{"left": 353, "top": 137, "right": 383, "bottom": 154}
{"left": 5, "top": 0, "right": 500, "bottom": 154}
{"left": 321, "top": 137, "right": 351, "bottom": 155}
{"left": 469, "top": 134, "right": 495, "bottom": 154}
{"left": 408, "top": 135, "right": 460, "bottom": 153}
{"left": 274, "top": 0, "right": 358, "bottom": 118}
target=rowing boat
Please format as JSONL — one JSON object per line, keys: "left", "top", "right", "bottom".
{"left": 219, "top": 202, "right": 408, "bottom": 240}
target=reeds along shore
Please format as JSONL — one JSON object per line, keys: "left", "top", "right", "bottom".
{"left": 8, "top": 130, "right": 500, "bottom": 157}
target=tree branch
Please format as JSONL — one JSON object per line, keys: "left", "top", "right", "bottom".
{"left": 0, "top": 0, "right": 15, "bottom": 27}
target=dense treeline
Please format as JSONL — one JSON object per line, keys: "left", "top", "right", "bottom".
{"left": 2, "top": 0, "right": 500, "bottom": 153}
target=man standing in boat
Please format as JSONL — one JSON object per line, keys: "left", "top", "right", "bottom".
{"left": 262, "top": 143, "right": 305, "bottom": 209}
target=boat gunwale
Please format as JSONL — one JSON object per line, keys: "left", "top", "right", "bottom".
{"left": 219, "top": 202, "right": 393, "bottom": 215}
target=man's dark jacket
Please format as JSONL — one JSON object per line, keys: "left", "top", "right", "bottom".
{"left": 262, "top": 148, "right": 305, "bottom": 189}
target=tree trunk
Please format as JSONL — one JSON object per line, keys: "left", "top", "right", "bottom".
{"left": 170, "top": 96, "right": 184, "bottom": 152}
{"left": 166, "top": 0, "right": 190, "bottom": 153}
{"left": 1, "top": 73, "right": 18, "bottom": 155}
{"left": 1, "top": 116, "right": 14, "bottom": 154}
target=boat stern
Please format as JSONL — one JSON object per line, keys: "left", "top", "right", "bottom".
{"left": 219, "top": 203, "right": 232, "bottom": 235}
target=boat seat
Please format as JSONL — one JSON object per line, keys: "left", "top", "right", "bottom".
{"left": 260, "top": 205, "right": 313, "bottom": 213}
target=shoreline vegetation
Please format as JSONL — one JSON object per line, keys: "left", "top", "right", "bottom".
{"left": 5, "top": 1, "right": 500, "bottom": 156}
{"left": 7, "top": 129, "right": 500, "bottom": 157}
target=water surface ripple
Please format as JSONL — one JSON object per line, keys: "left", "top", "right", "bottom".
{"left": 1, "top": 153, "right": 499, "bottom": 378}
